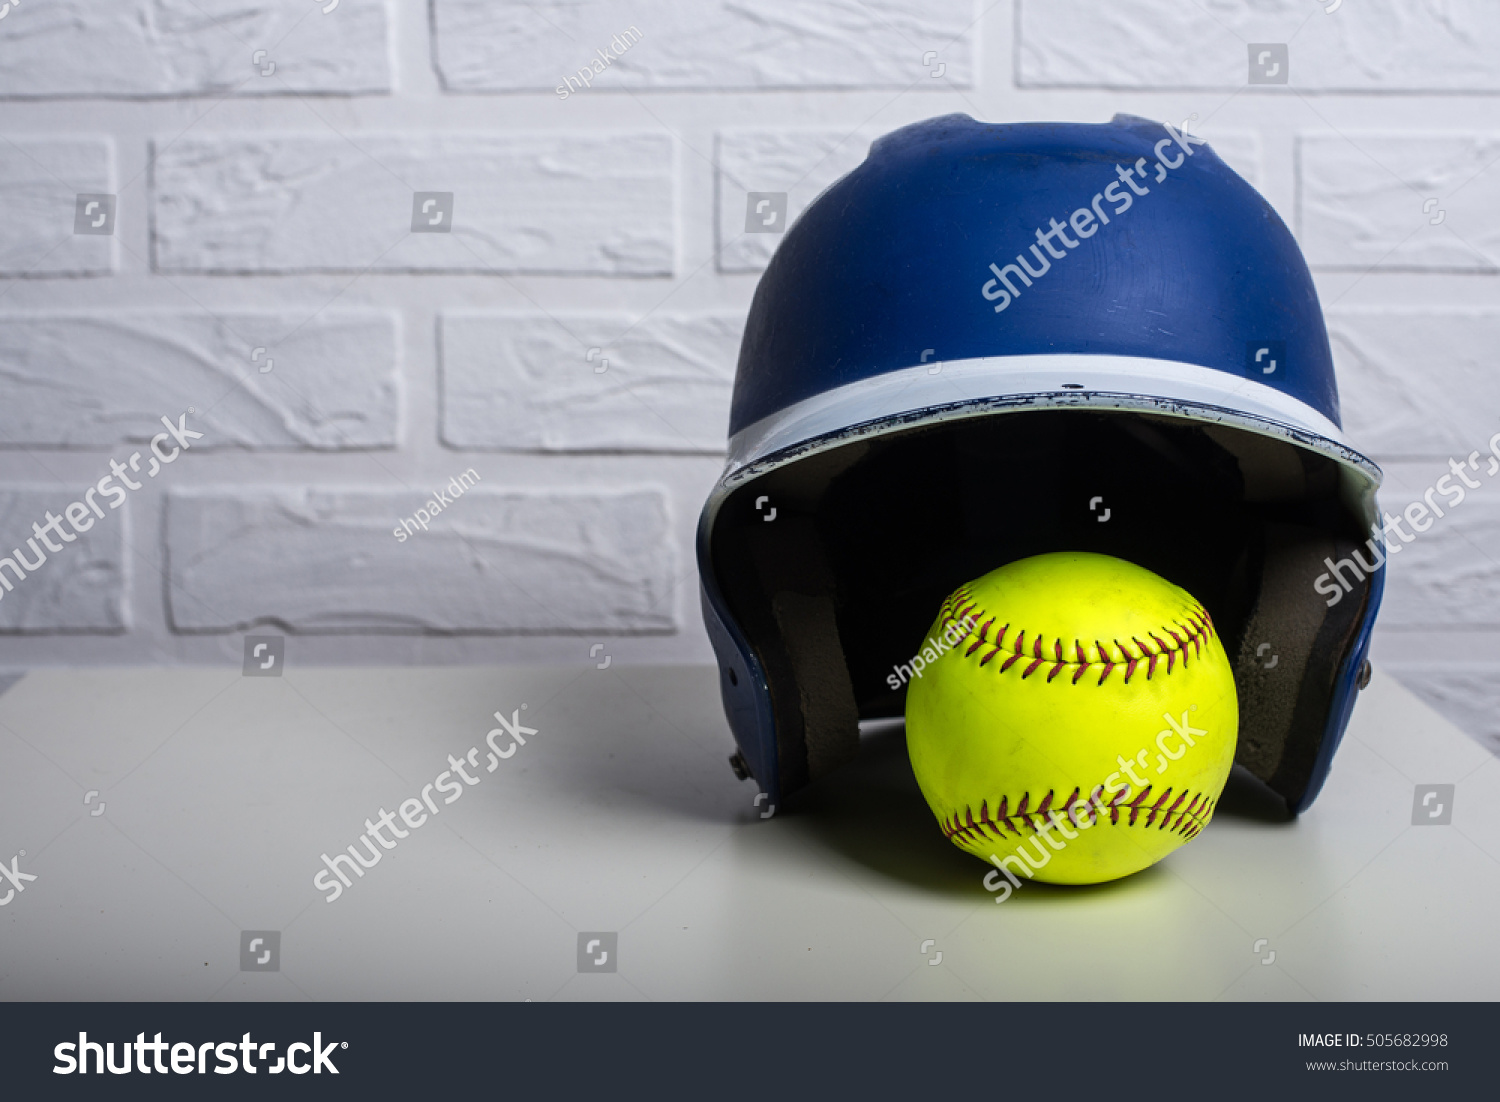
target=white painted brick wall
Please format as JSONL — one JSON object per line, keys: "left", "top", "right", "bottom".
{"left": 0, "top": 0, "right": 1495, "bottom": 748}
{"left": 1301, "top": 134, "right": 1500, "bottom": 271}
{"left": 152, "top": 133, "right": 676, "bottom": 274}
{"left": 0, "top": 0, "right": 392, "bottom": 97}
{"left": 1328, "top": 310, "right": 1500, "bottom": 459}
{"left": 0, "top": 139, "right": 115, "bottom": 275}
{"left": 440, "top": 314, "right": 739, "bottom": 452}
{"left": 0, "top": 313, "right": 399, "bottom": 449}
{"left": 432, "top": 0, "right": 978, "bottom": 92}
{"left": 1371, "top": 461, "right": 1500, "bottom": 630}
{"left": 166, "top": 487, "right": 677, "bottom": 634}
{"left": 0, "top": 489, "right": 127, "bottom": 632}
{"left": 1018, "top": 0, "right": 1500, "bottom": 92}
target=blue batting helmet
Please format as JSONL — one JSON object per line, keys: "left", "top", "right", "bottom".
{"left": 699, "top": 113, "right": 1383, "bottom": 815}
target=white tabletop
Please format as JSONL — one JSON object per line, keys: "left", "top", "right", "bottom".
{"left": 1, "top": 663, "right": 1496, "bottom": 1001}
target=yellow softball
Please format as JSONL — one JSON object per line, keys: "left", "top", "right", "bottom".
{"left": 905, "top": 552, "right": 1237, "bottom": 886}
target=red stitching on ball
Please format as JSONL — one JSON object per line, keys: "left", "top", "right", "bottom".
{"left": 1162, "top": 790, "right": 1187, "bottom": 830}
{"left": 1145, "top": 788, "right": 1172, "bottom": 828}
{"left": 940, "top": 784, "right": 1216, "bottom": 842}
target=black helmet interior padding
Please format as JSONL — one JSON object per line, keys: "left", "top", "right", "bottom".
{"left": 709, "top": 410, "right": 1374, "bottom": 812}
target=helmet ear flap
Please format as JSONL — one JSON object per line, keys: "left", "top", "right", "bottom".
{"left": 770, "top": 591, "right": 860, "bottom": 783}
{"left": 703, "top": 479, "right": 861, "bottom": 800}
{"left": 1231, "top": 526, "right": 1377, "bottom": 811}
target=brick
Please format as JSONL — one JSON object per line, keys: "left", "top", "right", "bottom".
{"left": 166, "top": 488, "right": 679, "bottom": 633}
{"left": 152, "top": 133, "right": 675, "bottom": 275}
{"left": 433, "top": 0, "right": 976, "bottom": 92}
{"left": 716, "top": 131, "right": 872, "bottom": 273}
{"left": 1300, "top": 134, "right": 1500, "bottom": 271}
{"left": 1329, "top": 310, "right": 1500, "bottom": 460}
{"left": 0, "top": 312, "right": 398, "bottom": 450}
{"left": 1366, "top": 461, "right": 1500, "bottom": 630}
{"left": 0, "top": 139, "right": 114, "bottom": 276}
{"left": 1018, "top": 0, "right": 1500, "bottom": 92}
{"left": 441, "top": 314, "right": 738, "bottom": 452}
{"left": 0, "top": 488, "right": 127, "bottom": 633}
{"left": 0, "top": 0, "right": 390, "bottom": 97}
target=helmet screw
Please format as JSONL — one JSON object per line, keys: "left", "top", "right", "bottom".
{"left": 728, "top": 751, "right": 752, "bottom": 781}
